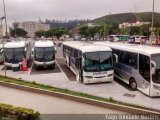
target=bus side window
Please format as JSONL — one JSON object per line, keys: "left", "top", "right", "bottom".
{"left": 139, "top": 54, "right": 150, "bottom": 82}
{"left": 74, "top": 49, "right": 78, "bottom": 58}
{"left": 126, "top": 52, "right": 138, "bottom": 69}
{"left": 118, "top": 50, "right": 125, "bottom": 63}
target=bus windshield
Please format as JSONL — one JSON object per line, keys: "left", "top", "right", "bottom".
{"left": 35, "top": 47, "right": 55, "bottom": 62}
{"left": 151, "top": 54, "right": 160, "bottom": 84}
{"left": 4, "top": 47, "right": 25, "bottom": 63}
{"left": 84, "top": 51, "right": 113, "bottom": 72}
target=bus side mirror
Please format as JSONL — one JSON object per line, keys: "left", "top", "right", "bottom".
{"left": 151, "top": 61, "right": 156, "bottom": 75}
{"left": 55, "top": 48, "right": 57, "bottom": 53}
{"left": 76, "top": 57, "right": 84, "bottom": 67}
{"left": 0, "top": 49, "right": 3, "bottom": 53}
{"left": 82, "top": 59, "right": 85, "bottom": 67}
{"left": 31, "top": 49, "right": 34, "bottom": 57}
{"left": 113, "top": 54, "right": 118, "bottom": 63}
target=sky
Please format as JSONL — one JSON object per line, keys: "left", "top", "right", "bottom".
{"left": 0, "top": 0, "right": 160, "bottom": 26}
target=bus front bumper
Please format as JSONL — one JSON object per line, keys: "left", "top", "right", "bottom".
{"left": 83, "top": 76, "right": 113, "bottom": 84}
{"left": 34, "top": 60, "right": 55, "bottom": 66}
{"left": 150, "top": 84, "right": 160, "bottom": 97}
{"left": 5, "top": 62, "right": 21, "bottom": 68}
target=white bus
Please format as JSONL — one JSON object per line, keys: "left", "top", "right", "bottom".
{"left": 0, "top": 44, "right": 3, "bottom": 64}
{"left": 95, "top": 42, "right": 160, "bottom": 97}
{"left": 107, "top": 35, "right": 129, "bottom": 42}
{"left": 32, "top": 40, "right": 56, "bottom": 69}
{"left": 63, "top": 41, "right": 114, "bottom": 84}
{"left": 3, "top": 41, "right": 31, "bottom": 68}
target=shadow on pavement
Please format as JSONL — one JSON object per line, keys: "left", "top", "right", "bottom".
{"left": 30, "top": 63, "right": 61, "bottom": 75}
{"left": 56, "top": 58, "right": 76, "bottom": 81}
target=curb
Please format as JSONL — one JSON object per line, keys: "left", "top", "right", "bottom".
{"left": 0, "top": 81, "right": 160, "bottom": 115}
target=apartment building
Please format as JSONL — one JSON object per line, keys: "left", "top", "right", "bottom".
{"left": 12, "top": 21, "right": 50, "bottom": 37}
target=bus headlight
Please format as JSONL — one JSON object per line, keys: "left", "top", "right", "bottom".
{"left": 153, "top": 85, "right": 160, "bottom": 91}
{"left": 85, "top": 76, "right": 93, "bottom": 79}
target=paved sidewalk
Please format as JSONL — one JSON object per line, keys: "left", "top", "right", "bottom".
{"left": 0, "top": 86, "right": 125, "bottom": 114}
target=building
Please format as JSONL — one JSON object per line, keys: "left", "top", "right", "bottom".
{"left": 119, "top": 21, "right": 150, "bottom": 29}
{"left": 12, "top": 21, "right": 50, "bottom": 37}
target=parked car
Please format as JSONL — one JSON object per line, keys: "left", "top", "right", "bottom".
{"left": 140, "top": 36, "right": 147, "bottom": 43}
{"left": 128, "top": 35, "right": 147, "bottom": 44}
{"left": 155, "top": 37, "right": 160, "bottom": 45}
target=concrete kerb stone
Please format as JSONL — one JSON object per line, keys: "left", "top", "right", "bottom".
{"left": 0, "top": 81, "right": 160, "bottom": 115}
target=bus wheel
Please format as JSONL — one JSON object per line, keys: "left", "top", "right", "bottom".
{"left": 51, "top": 64, "right": 55, "bottom": 69}
{"left": 35, "top": 65, "right": 39, "bottom": 70}
{"left": 129, "top": 78, "right": 137, "bottom": 91}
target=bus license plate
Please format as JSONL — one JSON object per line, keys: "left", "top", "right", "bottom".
{"left": 93, "top": 72, "right": 107, "bottom": 76}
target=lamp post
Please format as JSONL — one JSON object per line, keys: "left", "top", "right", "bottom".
{"left": 0, "top": 16, "right": 6, "bottom": 76}
{"left": 151, "top": 0, "right": 155, "bottom": 32}
{"left": 150, "top": 0, "right": 155, "bottom": 44}
{"left": 3, "top": 0, "right": 8, "bottom": 37}
{"left": 103, "top": 18, "right": 106, "bottom": 40}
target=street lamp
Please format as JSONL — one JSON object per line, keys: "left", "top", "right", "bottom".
{"left": 151, "top": 0, "right": 155, "bottom": 32}
{"left": 103, "top": 18, "right": 106, "bottom": 40}
{"left": 2, "top": 0, "right": 8, "bottom": 36}
{"left": 0, "top": 16, "right": 6, "bottom": 76}
{"left": 150, "top": 0, "right": 155, "bottom": 44}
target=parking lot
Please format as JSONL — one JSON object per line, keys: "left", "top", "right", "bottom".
{"left": 0, "top": 40, "right": 160, "bottom": 112}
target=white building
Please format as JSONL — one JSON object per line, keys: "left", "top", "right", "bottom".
{"left": 119, "top": 21, "right": 150, "bottom": 29}
{"left": 12, "top": 21, "right": 50, "bottom": 37}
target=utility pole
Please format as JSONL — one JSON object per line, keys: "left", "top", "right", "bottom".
{"left": 0, "top": 16, "right": 6, "bottom": 76}
{"left": 150, "top": 0, "right": 155, "bottom": 44}
{"left": 151, "top": 0, "right": 155, "bottom": 32}
{"left": 3, "top": 0, "right": 8, "bottom": 37}
{"left": 103, "top": 18, "right": 105, "bottom": 40}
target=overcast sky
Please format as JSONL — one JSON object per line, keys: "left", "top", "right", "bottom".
{"left": 0, "top": 0, "right": 160, "bottom": 26}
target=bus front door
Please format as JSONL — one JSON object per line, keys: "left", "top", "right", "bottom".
{"left": 77, "top": 58, "right": 83, "bottom": 83}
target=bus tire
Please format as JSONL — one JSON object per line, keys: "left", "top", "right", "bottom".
{"left": 35, "top": 64, "right": 39, "bottom": 70}
{"left": 129, "top": 78, "right": 137, "bottom": 91}
{"left": 51, "top": 64, "right": 55, "bottom": 69}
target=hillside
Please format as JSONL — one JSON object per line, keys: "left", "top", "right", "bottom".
{"left": 93, "top": 12, "right": 160, "bottom": 26}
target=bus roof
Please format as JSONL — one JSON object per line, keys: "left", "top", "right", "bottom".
{"left": 4, "top": 41, "right": 25, "bottom": 48}
{"left": 94, "top": 42, "right": 160, "bottom": 55}
{"left": 34, "top": 40, "right": 54, "bottom": 47}
{"left": 63, "top": 41, "right": 112, "bottom": 53}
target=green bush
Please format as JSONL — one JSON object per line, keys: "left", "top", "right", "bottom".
{"left": 0, "top": 103, "right": 40, "bottom": 120}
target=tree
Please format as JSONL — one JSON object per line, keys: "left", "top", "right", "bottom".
{"left": 108, "top": 24, "right": 120, "bottom": 35}
{"left": 120, "top": 27, "right": 130, "bottom": 35}
{"left": 34, "top": 30, "right": 46, "bottom": 37}
{"left": 155, "top": 28, "right": 160, "bottom": 37}
{"left": 129, "top": 26, "right": 140, "bottom": 35}
{"left": 10, "top": 28, "right": 28, "bottom": 37}
{"left": 99, "top": 24, "right": 112, "bottom": 38}
{"left": 52, "top": 27, "right": 67, "bottom": 39}
{"left": 79, "top": 26, "right": 89, "bottom": 37}
{"left": 45, "top": 30, "right": 53, "bottom": 38}
{"left": 139, "top": 25, "right": 150, "bottom": 37}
